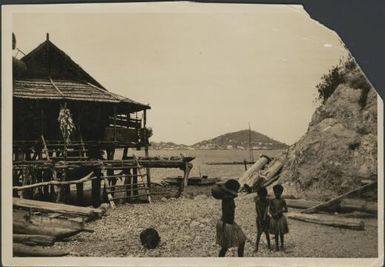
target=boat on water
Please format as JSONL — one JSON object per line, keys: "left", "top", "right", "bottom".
{"left": 206, "top": 160, "right": 255, "bottom": 166}
{"left": 163, "top": 175, "right": 220, "bottom": 186}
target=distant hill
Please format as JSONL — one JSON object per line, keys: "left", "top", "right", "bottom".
{"left": 150, "top": 141, "right": 193, "bottom": 150}
{"left": 192, "top": 129, "right": 288, "bottom": 150}
{"left": 150, "top": 130, "right": 288, "bottom": 150}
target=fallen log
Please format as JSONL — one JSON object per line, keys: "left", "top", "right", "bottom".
{"left": 261, "top": 160, "right": 283, "bottom": 181}
{"left": 286, "top": 199, "right": 323, "bottom": 209}
{"left": 340, "top": 211, "right": 377, "bottom": 219}
{"left": 288, "top": 212, "right": 365, "bottom": 230}
{"left": 301, "top": 181, "right": 377, "bottom": 214}
{"left": 340, "top": 199, "right": 377, "bottom": 214}
{"left": 13, "top": 243, "right": 69, "bottom": 257}
{"left": 285, "top": 199, "right": 377, "bottom": 214}
{"left": 13, "top": 234, "right": 56, "bottom": 246}
{"left": 13, "top": 197, "right": 103, "bottom": 218}
{"left": 238, "top": 155, "right": 271, "bottom": 190}
{"left": 14, "top": 210, "right": 94, "bottom": 233}
{"left": 14, "top": 219, "right": 84, "bottom": 239}
{"left": 240, "top": 192, "right": 296, "bottom": 200}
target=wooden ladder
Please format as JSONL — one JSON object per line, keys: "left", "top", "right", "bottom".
{"left": 104, "top": 155, "right": 152, "bottom": 208}
{"left": 133, "top": 155, "right": 152, "bottom": 203}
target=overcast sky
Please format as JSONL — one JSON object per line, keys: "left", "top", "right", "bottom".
{"left": 13, "top": 3, "right": 348, "bottom": 145}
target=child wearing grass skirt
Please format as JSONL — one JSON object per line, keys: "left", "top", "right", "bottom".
{"left": 254, "top": 186, "right": 271, "bottom": 252}
{"left": 215, "top": 179, "right": 246, "bottom": 257}
{"left": 269, "top": 184, "right": 288, "bottom": 251}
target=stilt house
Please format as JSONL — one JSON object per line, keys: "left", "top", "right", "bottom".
{"left": 13, "top": 34, "right": 151, "bottom": 161}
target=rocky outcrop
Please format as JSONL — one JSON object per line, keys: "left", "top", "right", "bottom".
{"left": 280, "top": 67, "right": 378, "bottom": 200}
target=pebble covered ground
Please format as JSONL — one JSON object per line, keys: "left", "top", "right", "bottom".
{"left": 53, "top": 187, "right": 378, "bottom": 258}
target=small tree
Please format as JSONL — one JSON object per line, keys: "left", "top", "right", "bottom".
{"left": 316, "top": 64, "right": 344, "bottom": 104}
{"left": 316, "top": 56, "right": 372, "bottom": 108}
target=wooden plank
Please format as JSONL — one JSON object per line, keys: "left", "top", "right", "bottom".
{"left": 13, "top": 234, "right": 56, "bottom": 246}
{"left": 286, "top": 198, "right": 377, "bottom": 214}
{"left": 13, "top": 219, "right": 84, "bottom": 239}
{"left": 285, "top": 199, "right": 323, "bottom": 209}
{"left": 13, "top": 210, "right": 93, "bottom": 232}
{"left": 13, "top": 172, "right": 93, "bottom": 191}
{"left": 288, "top": 212, "right": 365, "bottom": 230}
{"left": 13, "top": 243, "right": 69, "bottom": 257}
{"left": 301, "top": 181, "right": 377, "bottom": 214}
{"left": 13, "top": 198, "right": 103, "bottom": 217}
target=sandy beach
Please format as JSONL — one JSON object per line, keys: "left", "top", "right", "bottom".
{"left": 52, "top": 186, "right": 378, "bottom": 258}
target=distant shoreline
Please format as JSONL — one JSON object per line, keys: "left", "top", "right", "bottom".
{"left": 146, "top": 148, "right": 286, "bottom": 151}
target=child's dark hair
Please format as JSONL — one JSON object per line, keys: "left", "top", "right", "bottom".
{"left": 273, "top": 184, "right": 284, "bottom": 194}
{"left": 257, "top": 187, "right": 268, "bottom": 198}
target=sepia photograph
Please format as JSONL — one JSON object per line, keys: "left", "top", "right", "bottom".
{"left": 1, "top": 2, "right": 383, "bottom": 266}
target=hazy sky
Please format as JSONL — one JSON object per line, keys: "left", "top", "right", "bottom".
{"left": 13, "top": 3, "right": 348, "bottom": 145}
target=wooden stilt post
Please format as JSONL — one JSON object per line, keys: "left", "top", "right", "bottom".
{"left": 143, "top": 110, "right": 151, "bottom": 189}
{"left": 55, "top": 168, "right": 63, "bottom": 203}
{"left": 106, "top": 148, "right": 116, "bottom": 196}
{"left": 177, "top": 161, "right": 192, "bottom": 198}
{"left": 123, "top": 147, "right": 128, "bottom": 160}
{"left": 124, "top": 168, "right": 132, "bottom": 203}
{"left": 21, "top": 167, "right": 31, "bottom": 199}
{"left": 92, "top": 167, "right": 102, "bottom": 208}
{"left": 42, "top": 170, "right": 50, "bottom": 201}
{"left": 183, "top": 161, "right": 191, "bottom": 188}
{"left": 49, "top": 168, "right": 56, "bottom": 202}
{"left": 39, "top": 107, "right": 44, "bottom": 160}
{"left": 103, "top": 177, "right": 116, "bottom": 209}
{"left": 76, "top": 183, "right": 84, "bottom": 206}
{"left": 62, "top": 169, "right": 70, "bottom": 204}
{"left": 113, "top": 106, "right": 117, "bottom": 143}
{"left": 132, "top": 167, "right": 138, "bottom": 198}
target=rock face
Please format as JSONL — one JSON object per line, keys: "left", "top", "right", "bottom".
{"left": 280, "top": 67, "right": 378, "bottom": 200}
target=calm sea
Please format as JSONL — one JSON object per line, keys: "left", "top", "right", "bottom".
{"left": 114, "top": 149, "right": 283, "bottom": 182}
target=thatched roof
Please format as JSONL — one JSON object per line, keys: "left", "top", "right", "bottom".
{"left": 14, "top": 36, "right": 150, "bottom": 112}
{"left": 14, "top": 78, "right": 149, "bottom": 111}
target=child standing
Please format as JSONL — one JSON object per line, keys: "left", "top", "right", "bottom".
{"left": 269, "top": 184, "right": 289, "bottom": 251}
{"left": 254, "top": 186, "right": 271, "bottom": 252}
{"left": 214, "top": 179, "right": 247, "bottom": 257}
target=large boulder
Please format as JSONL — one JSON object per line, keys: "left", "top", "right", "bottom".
{"left": 280, "top": 69, "right": 378, "bottom": 200}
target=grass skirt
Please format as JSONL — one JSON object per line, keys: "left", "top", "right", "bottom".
{"left": 216, "top": 220, "right": 246, "bottom": 248}
{"left": 269, "top": 215, "right": 289, "bottom": 235}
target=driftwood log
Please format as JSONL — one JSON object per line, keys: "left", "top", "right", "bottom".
{"left": 13, "top": 219, "right": 84, "bottom": 239}
{"left": 13, "top": 234, "right": 56, "bottom": 246}
{"left": 259, "top": 160, "right": 284, "bottom": 189}
{"left": 13, "top": 197, "right": 103, "bottom": 218}
{"left": 14, "top": 210, "right": 94, "bottom": 232}
{"left": 13, "top": 243, "right": 69, "bottom": 257}
{"left": 288, "top": 212, "right": 365, "bottom": 230}
{"left": 286, "top": 199, "right": 377, "bottom": 214}
{"left": 301, "top": 181, "right": 377, "bottom": 214}
{"left": 238, "top": 155, "right": 271, "bottom": 189}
